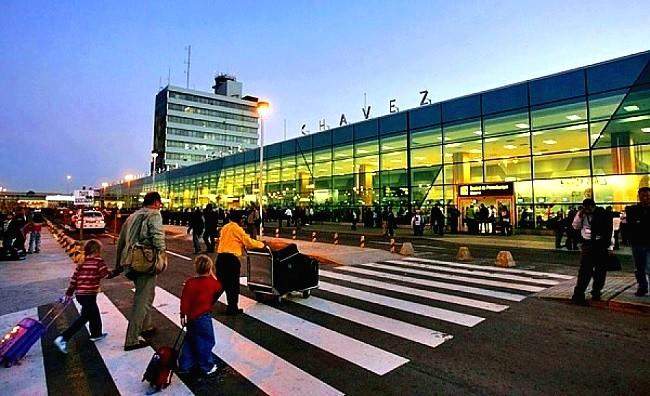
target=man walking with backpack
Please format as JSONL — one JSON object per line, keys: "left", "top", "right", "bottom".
{"left": 111, "top": 192, "right": 166, "bottom": 351}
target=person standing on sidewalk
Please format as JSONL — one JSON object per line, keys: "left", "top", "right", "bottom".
{"left": 430, "top": 204, "right": 444, "bottom": 236}
{"left": 571, "top": 198, "right": 613, "bottom": 305}
{"left": 188, "top": 207, "right": 204, "bottom": 254}
{"left": 203, "top": 204, "right": 218, "bottom": 253}
{"left": 112, "top": 192, "right": 166, "bottom": 351}
{"left": 215, "top": 211, "right": 265, "bottom": 315}
{"left": 27, "top": 210, "right": 43, "bottom": 254}
{"left": 54, "top": 239, "right": 109, "bottom": 353}
{"left": 625, "top": 186, "right": 650, "bottom": 296}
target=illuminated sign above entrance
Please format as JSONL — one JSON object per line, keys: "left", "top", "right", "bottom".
{"left": 458, "top": 182, "right": 514, "bottom": 197}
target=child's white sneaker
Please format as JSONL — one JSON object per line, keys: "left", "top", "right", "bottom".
{"left": 54, "top": 336, "right": 67, "bottom": 354}
{"left": 89, "top": 333, "right": 108, "bottom": 342}
{"left": 205, "top": 365, "right": 218, "bottom": 376}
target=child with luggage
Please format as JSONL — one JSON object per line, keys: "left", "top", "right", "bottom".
{"left": 54, "top": 239, "right": 109, "bottom": 353}
{"left": 179, "top": 255, "right": 223, "bottom": 377}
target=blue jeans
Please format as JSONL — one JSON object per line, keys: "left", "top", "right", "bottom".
{"left": 179, "top": 313, "right": 215, "bottom": 373}
{"left": 632, "top": 246, "right": 650, "bottom": 291}
{"left": 28, "top": 231, "right": 41, "bottom": 253}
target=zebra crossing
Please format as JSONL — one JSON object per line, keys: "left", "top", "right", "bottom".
{"left": 0, "top": 256, "right": 571, "bottom": 395}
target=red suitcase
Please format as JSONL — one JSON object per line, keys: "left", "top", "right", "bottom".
{"left": 142, "top": 327, "right": 185, "bottom": 392}
{"left": 0, "top": 301, "right": 68, "bottom": 368}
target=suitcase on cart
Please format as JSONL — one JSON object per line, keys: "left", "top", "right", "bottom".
{"left": 247, "top": 243, "right": 319, "bottom": 302}
{"left": 0, "top": 301, "right": 68, "bottom": 368}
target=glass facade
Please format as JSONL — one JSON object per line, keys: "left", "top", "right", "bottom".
{"left": 109, "top": 51, "right": 650, "bottom": 228}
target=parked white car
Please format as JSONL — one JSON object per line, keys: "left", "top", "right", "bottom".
{"left": 73, "top": 210, "right": 105, "bottom": 232}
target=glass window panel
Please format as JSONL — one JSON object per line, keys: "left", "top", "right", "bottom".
{"left": 355, "top": 155, "right": 379, "bottom": 173}
{"left": 591, "top": 145, "right": 650, "bottom": 175}
{"left": 444, "top": 140, "right": 482, "bottom": 163}
{"left": 411, "top": 166, "right": 443, "bottom": 186}
{"left": 444, "top": 162, "right": 483, "bottom": 184}
{"left": 296, "top": 135, "right": 312, "bottom": 151}
{"left": 283, "top": 166, "right": 296, "bottom": 180}
{"left": 412, "top": 185, "right": 444, "bottom": 207}
{"left": 354, "top": 139, "right": 378, "bottom": 156}
{"left": 333, "top": 126, "right": 353, "bottom": 144}
{"left": 612, "top": 84, "right": 650, "bottom": 118}
{"left": 379, "top": 112, "right": 407, "bottom": 135}
{"left": 482, "top": 83, "right": 528, "bottom": 114}
{"left": 380, "top": 150, "right": 407, "bottom": 170}
{"left": 333, "top": 144, "right": 353, "bottom": 159}
{"left": 593, "top": 174, "right": 650, "bottom": 204}
{"left": 267, "top": 158, "right": 281, "bottom": 170}
{"left": 589, "top": 90, "right": 626, "bottom": 121}
{"left": 533, "top": 150, "right": 591, "bottom": 179}
{"left": 530, "top": 70, "right": 585, "bottom": 105}
{"left": 411, "top": 146, "right": 442, "bottom": 167}
{"left": 531, "top": 125, "right": 589, "bottom": 155}
{"left": 483, "top": 110, "right": 530, "bottom": 136}
{"left": 533, "top": 178, "right": 592, "bottom": 204}
{"left": 443, "top": 118, "right": 482, "bottom": 142}
{"left": 531, "top": 98, "right": 587, "bottom": 130}
{"left": 314, "top": 177, "right": 331, "bottom": 190}
{"left": 514, "top": 181, "right": 533, "bottom": 204}
{"left": 409, "top": 104, "right": 441, "bottom": 129}
{"left": 313, "top": 162, "right": 331, "bottom": 177}
{"left": 380, "top": 134, "right": 407, "bottom": 153}
{"left": 587, "top": 53, "right": 650, "bottom": 93}
{"left": 332, "top": 174, "right": 354, "bottom": 189}
{"left": 313, "top": 148, "right": 332, "bottom": 162}
{"left": 410, "top": 126, "right": 443, "bottom": 147}
{"left": 267, "top": 169, "right": 281, "bottom": 183}
{"left": 353, "top": 120, "right": 379, "bottom": 141}
{"left": 442, "top": 95, "right": 481, "bottom": 122}
{"left": 591, "top": 116, "right": 650, "bottom": 148}
{"left": 312, "top": 130, "right": 332, "bottom": 148}
{"left": 484, "top": 157, "right": 531, "bottom": 182}
{"left": 281, "top": 155, "right": 296, "bottom": 167}
{"left": 484, "top": 133, "right": 531, "bottom": 159}
{"left": 333, "top": 158, "right": 354, "bottom": 174}
{"left": 380, "top": 170, "right": 408, "bottom": 186}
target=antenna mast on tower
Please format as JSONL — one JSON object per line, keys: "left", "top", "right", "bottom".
{"left": 184, "top": 45, "right": 192, "bottom": 89}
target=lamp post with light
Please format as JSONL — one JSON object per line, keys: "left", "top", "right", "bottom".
{"left": 151, "top": 152, "right": 159, "bottom": 187}
{"left": 66, "top": 175, "right": 72, "bottom": 194}
{"left": 257, "top": 101, "right": 270, "bottom": 240}
{"left": 124, "top": 174, "right": 134, "bottom": 208}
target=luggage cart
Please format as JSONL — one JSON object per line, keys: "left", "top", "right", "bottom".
{"left": 246, "top": 244, "right": 319, "bottom": 303}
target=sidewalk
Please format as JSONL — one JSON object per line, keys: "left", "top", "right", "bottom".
{"left": 0, "top": 229, "right": 74, "bottom": 316}
{"left": 164, "top": 225, "right": 405, "bottom": 266}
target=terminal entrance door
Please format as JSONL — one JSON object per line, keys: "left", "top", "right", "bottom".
{"left": 456, "top": 183, "right": 516, "bottom": 232}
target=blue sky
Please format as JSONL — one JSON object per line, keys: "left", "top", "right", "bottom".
{"left": 1, "top": 0, "right": 649, "bottom": 191}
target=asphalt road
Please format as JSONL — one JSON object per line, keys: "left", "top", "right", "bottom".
{"left": 11, "top": 229, "right": 650, "bottom": 395}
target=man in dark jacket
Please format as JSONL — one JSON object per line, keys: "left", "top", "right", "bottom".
{"left": 187, "top": 207, "right": 204, "bottom": 254}
{"left": 571, "top": 199, "right": 613, "bottom": 305}
{"left": 626, "top": 186, "right": 650, "bottom": 296}
{"left": 430, "top": 204, "right": 445, "bottom": 236}
{"left": 447, "top": 204, "right": 460, "bottom": 234}
{"left": 203, "top": 204, "right": 218, "bottom": 253}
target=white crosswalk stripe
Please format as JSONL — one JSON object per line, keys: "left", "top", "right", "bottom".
{"left": 358, "top": 262, "right": 546, "bottom": 292}
{"left": 75, "top": 293, "right": 193, "bottom": 395}
{"left": 152, "top": 286, "right": 344, "bottom": 396}
{"left": 403, "top": 257, "right": 574, "bottom": 280}
{"left": 335, "top": 265, "right": 528, "bottom": 301}
{"left": 385, "top": 260, "right": 561, "bottom": 286}
{"left": 319, "top": 269, "right": 509, "bottom": 312}
{"left": 0, "top": 308, "right": 47, "bottom": 396}
{"left": 319, "top": 281, "right": 485, "bottom": 327}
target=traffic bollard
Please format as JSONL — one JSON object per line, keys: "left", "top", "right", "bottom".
{"left": 275, "top": 228, "right": 280, "bottom": 238}
{"left": 360, "top": 235, "right": 365, "bottom": 248}
{"left": 292, "top": 229, "right": 296, "bottom": 240}
{"left": 312, "top": 232, "right": 317, "bottom": 242}
{"left": 333, "top": 232, "right": 339, "bottom": 245}
{"left": 390, "top": 238, "right": 396, "bottom": 253}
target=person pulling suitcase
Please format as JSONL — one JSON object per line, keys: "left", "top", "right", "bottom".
{"left": 215, "top": 211, "right": 265, "bottom": 315}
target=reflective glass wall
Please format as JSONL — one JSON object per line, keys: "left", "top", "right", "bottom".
{"left": 105, "top": 52, "right": 650, "bottom": 228}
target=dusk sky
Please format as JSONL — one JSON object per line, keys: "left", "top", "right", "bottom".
{"left": 1, "top": 0, "right": 649, "bottom": 192}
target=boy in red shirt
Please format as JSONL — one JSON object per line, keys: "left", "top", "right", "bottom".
{"left": 179, "top": 255, "right": 223, "bottom": 377}
{"left": 54, "top": 239, "right": 109, "bottom": 353}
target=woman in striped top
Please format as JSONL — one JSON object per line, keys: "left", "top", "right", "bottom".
{"left": 54, "top": 239, "right": 109, "bottom": 354}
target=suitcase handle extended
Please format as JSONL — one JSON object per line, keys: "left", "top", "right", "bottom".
{"left": 41, "top": 299, "right": 72, "bottom": 330}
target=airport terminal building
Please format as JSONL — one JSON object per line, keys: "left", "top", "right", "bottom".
{"left": 105, "top": 51, "right": 650, "bottom": 228}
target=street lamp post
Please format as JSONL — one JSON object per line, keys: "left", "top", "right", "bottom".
{"left": 66, "top": 175, "right": 72, "bottom": 194}
{"left": 257, "top": 101, "right": 270, "bottom": 240}
{"left": 151, "top": 152, "right": 158, "bottom": 187}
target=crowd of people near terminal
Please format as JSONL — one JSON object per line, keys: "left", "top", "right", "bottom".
{"left": 0, "top": 207, "right": 44, "bottom": 260}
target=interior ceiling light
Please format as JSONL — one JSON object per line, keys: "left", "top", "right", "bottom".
{"left": 504, "top": 144, "right": 517, "bottom": 149}
{"left": 566, "top": 114, "right": 582, "bottom": 121}
{"left": 447, "top": 143, "right": 462, "bottom": 148}
{"left": 473, "top": 130, "right": 483, "bottom": 135}
{"left": 469, "top": 149, "right": 482, "bottom": 154}
{"left": 543, "top": 139, "right": 557, "bottom": 145}
{"left": 624, "top": 105, "right": 640, "bottom": 112}
{"left": 515, "top": 123, "right": 529, "bottom": 129}
{"left": 620, "top": 115, "right": 650, "bottom": 123}
{"left": 532, "top": 131, "right": 545, "bottom": 136}
{"left": 564, "top": 124, "right": 588, "bottom": 131}
{"left": 517, "top": 132, "right": 529, "bottom": 138}
{"left": 485, "top": 137, "right": 499, "bottom": 142}
{"left": 642, "top": 128, "right": 650, "bottom": 133}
